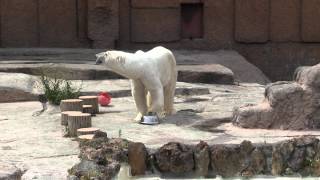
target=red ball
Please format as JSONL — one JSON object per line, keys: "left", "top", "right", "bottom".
{"left": 98, "top": 92, "right": 111, "bottom": 106}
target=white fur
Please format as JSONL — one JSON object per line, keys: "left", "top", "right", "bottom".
{"left": 96, "top": 46, "right": 177, "bottom": 121}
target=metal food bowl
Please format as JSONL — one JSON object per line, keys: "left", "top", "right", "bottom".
{"left": 140, "top": 112, "right": 159, "bottom": 125}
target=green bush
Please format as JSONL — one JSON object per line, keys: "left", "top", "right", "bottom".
{"left": 39, "top": 74, "right": 81, "bottom": 105}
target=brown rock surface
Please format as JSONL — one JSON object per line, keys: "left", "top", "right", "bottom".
{"left": 302, "top": 0, "right": 320, "bottom": 42}
{"left": 128, "top": 142, "right": 148, "bottom": 176}
{"left": 88, "top": 0, "right": 119, "bottom": 48}
{"left": 204, "top": 0, "right": 234, "bottom": 45}
{"left": 1, "top": 0, "right": 38, "bottom": 47}
{"left": 194, "top": 141, "right": 210, "bottom": 177}
{"left": 235, "top": 0, "right": 269, "bottom": 43}
{"left": 210, "top": 145, "right": 241, "bottom": 177}
{"left": 270, "top": 0, "right": 300, "bottom": 42}
{"left": 131, "top": 9, "right": 180, "bottom": 43}
{"left": 155, "top": 142, "right": 194, "bottom": 174}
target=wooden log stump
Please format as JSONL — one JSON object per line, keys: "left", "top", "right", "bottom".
{"left": 67, "top": 112, "right": 92, "bottom": 137}
{"left": 60, "top": 99, "right": 83, "bottom": 112}
{"left": 78, "top": 134, "right": 95, "bottom": 141}
{"left": 77, "top": 127, "right": 100, "bottom": 136}
{"left": 61, "top": 111, "right": 82, "bottom": 126}
{"left": 82, "top": 105, "right": 93, "bottom": 115}
{"left": 79, "top": 96, "right": 99, "bottom": 114}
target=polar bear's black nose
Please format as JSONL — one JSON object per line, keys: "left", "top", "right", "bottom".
{"left": 95, "top": 59, "right": 102, "bottom": 65}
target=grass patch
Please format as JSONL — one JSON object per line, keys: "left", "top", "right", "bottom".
{"left": 38, "top": 72, "right": 82, "bottom": 105}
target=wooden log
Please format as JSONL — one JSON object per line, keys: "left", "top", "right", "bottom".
{"left": 77, "top": 127, "right": 100, "bottom": 136}
{"left": 82, "top": 105, "right": 93, "bottom": 115}
{"left": 67, "top": 112, "right": 92, "bottom": 137}
{"left": 78, "top": 134, "right": 95, "bottom": 141}
{"left": 60, "top": 99, "right": 83, "bottom": 112}
{"left": 61, "top": 111, "right": 82, "bottom": 126}
{"left": 79, "top": 96, "right": 99, "bottom": 114}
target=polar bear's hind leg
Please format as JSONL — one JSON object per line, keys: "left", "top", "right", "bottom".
{"left": 164, "top": 79, "right": 176, "bottom": 116}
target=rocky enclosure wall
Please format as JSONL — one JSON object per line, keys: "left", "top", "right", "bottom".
{"left": 233, "top": 63, "right": 320, "bottom": 130}
{"left": 2, "top": 0, "right": 320, "bottom": 80}
{"left": 68, "top": 136, "right": 320, "bottom": 179}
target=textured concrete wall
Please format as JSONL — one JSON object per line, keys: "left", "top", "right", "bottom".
{"left": 235, "top": 0, "right": 269, "bottom": 43}
{"left": 1, "top": 0, "right": 38, "bottom": 47}
{"left": 88, "top": 0, "right": 119, "bottom": 48}
{"left": 2, "top": 0, "right": 320, "bottom": 81}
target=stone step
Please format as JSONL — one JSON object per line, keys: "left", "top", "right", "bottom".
{"left": 0, "top": 72, "right": 210, "bottom": 103}
{"left": 0, "top": 63, "right": 234, "bottom": 84}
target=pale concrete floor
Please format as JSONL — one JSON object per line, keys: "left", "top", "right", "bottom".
{"left": 1, "top": 82, "right": 320, "bottom": 179}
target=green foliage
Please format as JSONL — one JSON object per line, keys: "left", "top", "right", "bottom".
{"left": 39, "top": 73, "right": 81, "bottom": 105}
{"left": 118, "top": 129, "right": 122, "bottom": 138}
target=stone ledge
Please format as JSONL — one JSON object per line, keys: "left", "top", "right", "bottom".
{"left": 0, "top": 73, "right": 210, "bottom": 102}
{"left": 69, "top": 136, "right": 320, "bottom": 179}
{"left": 0, "top": 63, "right": 235, "bottom": 84}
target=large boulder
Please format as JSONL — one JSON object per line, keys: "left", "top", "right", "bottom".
{"left": 0, "top": 73, "right": 40, "bottom": 102}
{"left": 128, "top": 142, "right": 148, "bottom": 176}
{"left": 154, "top": 142, "right": 194, "bottom": 174}
{"left": 210, "top": 141, "right": 267, "bottom": 177}
{"left": 178, "top": 64, "right": 234, "bottom": 84}
{"left": 70, "top": 138, "right": 130, "bottom": 180}
{"left": 295, "top": 64, "right": 320, "bottom": 89}
{"left": 271, "top": 136, "right": 320, "bottom": 176}
{"left": 0, "top": 163, "right": 22, "bottom": 180}
{"left": 194, "top": 141, "right": 210, "bottom": 177}
{"left": 233, "top": 63, "right": 320, "bottom": 130}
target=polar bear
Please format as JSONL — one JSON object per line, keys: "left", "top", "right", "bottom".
{"left": 95, "top": 46, "right": 177, "bottom": 121}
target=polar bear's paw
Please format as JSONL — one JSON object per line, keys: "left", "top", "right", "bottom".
{"left": 134, "top": 113, "right": 143, "bottom": 123}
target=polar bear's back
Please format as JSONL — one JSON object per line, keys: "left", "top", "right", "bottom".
{"left": 143, "top": 46, "right": 177, "bottom": 85}
{"left": 145, "top": 46, "right": 176, "bottom": 66}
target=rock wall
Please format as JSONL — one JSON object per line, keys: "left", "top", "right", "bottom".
{"left": 68, "top": 136, "right": 320, "bottom": 179}
{"left": 233, "top": 63, "right": 320, "bottom": 130}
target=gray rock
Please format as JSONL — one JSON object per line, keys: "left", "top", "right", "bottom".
{"left": 210, "top": 145, "right": 241, "bottom": 177}
{"left": 288, "top": 148, "right": 306, "bottom": 172}
{"left": 128, "top": 142, "right": 148, "bottom": 176}
{"left": 265, "top": 82, "right": 304, "bottom": 107}
{"left": 240, "top": 140, "right": 255, "bottom": 155}
{"left": 0, "top": 163, "right": 22, "bottom": 180}
{"left": 194, "top": 141, "right": 210, "bottom": 177}
{"left": 67, "top": 175, "right": 80, "bottom": 180}
{"left": 272, "top": 146, "right": 284, "bottom": 175}
{"left": 68, "top": 159, "right": 120, "bottom": 180}
{"left": 178, "top": 64, "right": 234, "bottom": 84}
{"left": 295, "top": 63, "right": 320, "bottom": 88}
{"left": 279, "top": 140, "right": 295, "bottom": 162}
{"left": 233, "top": 63, "right": 320, "bottom": 130}
{"left": 251, "top": 148, "right": 267, "bottom": 174}
{"left": 0, "top": 73, "right": 40, "bottom": 102}
{"left": 155, "top": 142, "right": 194, "bottom": 174}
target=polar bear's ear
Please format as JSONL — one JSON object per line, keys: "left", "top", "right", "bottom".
{"left": 96, "top": 52, "right": 107, "bottom": 58}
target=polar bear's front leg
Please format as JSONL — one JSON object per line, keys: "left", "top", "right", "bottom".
{"left": 131, "top": 80, "right": 148, "bottom": 122}
{"left": 148, "top": 89, "right": 164, "bottom": 118}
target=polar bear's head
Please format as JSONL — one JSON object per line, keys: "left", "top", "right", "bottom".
{"left": 95, "top": 52, "right": 107, "bottom": 65}
{"left": 95, "top": 51, "right": 126, "bottom": 67}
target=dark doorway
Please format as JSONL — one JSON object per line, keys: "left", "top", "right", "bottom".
{"left": 181, "top": 3, "right": 203, "bottom": 39}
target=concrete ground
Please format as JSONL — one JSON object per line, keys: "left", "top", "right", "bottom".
{"left": 1, "top": 80, "right": 320, "bottom": 179}
{"left": 0, "top": 49, "right": 311, "bottom": 179}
